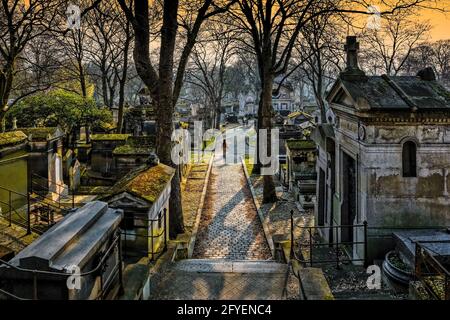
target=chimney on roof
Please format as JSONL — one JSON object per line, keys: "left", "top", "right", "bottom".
{"left": 340, "top": 36, "right": 366, "bottom": 80}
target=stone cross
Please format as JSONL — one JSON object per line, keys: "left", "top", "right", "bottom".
{"left": 344, "top": 36, "right": 360, "bottom": 71}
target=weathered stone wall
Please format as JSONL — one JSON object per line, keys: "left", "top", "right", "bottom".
{"left": 330, "top": 116, "right": 450, "bottom": 261}
{"left": 0, "top": 149, "right": 28, "bottom": 213}
{"left": 363, "top": 124, "right": 450, "bottom": 228}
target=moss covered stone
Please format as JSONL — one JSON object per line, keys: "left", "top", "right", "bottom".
{"left": 113, "top": 136, "right": 155, "bottom": 155}
{"left": 76, "top": 140, "right": 92, "bottom": 148}
{"left": 18, "top": 127, "right": 60, "bottom": 141}
{"left": 0, "top": 131, "right": 28, "bottom": 148}
{"left": 286, "top": 139, "right": 316, "bottom": 150}
{"left": 91, "top": 134, "right": 130, "bottom": 141}
{"left": 107, "top": 163, "right": 175, "bottom": 203}
{"left": 113, "top": 145, "right": 152, "bottom": 155}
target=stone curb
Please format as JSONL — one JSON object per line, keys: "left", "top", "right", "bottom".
{"left": 240, "top": 157, "right": 276, "bottom": 258}
{"left": 187, "top": 152, "right": 215, "bottom": 258}
{"left": 174, "top": 259, "right": 288, "bottom": 273}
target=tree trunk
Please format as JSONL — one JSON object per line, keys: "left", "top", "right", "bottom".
{"left": 158, "top": 0, "right": 184, "bottom": 238}
{"left": 101, "top": 63, "right": 109, "bottom": 107}
{"left": 253, "top": 93, "right": 264, "bottom": 174}
{"left": 215, "top": 100, "right": 221, "bottom": 130}
{"left": 117, "top": 22, "right": 131, "bottom": 134}
{"left": 260, "top": 69, "right": 277, "bottom": 204}
{"left": 78, "top": 59, "right": 88, "bottom": 98}
{"left": 0, "top": 65, "right": 14, "bottom": 130}
{"left": 116, "top": 86, "right": 125, "bottom": 133}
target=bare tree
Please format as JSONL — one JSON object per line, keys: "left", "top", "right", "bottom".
{"left": 403, "top": 39, "right": 450, "bottom": 87}
{"left": 432, "top": 40, "right": 450, "bottom": 85}
{"left": 361, "top": 10, "right": 431, "bottom": 76}
{"left": 56, "top": 25, "right": 92, "bottom": 98}
{"left": 229, "top": 0, "right": 437, "bottom": 203}
{"left": 186, "top": 22, "right": 237, "bottom": 129}
{"left": 295, "top": 13, "right": 345, "bottom": 123}
{"left": 0, "top": 0, "right": 61, "bottom": 129}
{"left": 115, "top": 0, "right": 236, "bottom": 237}
{"left": 85, "top": 0, "right": 134, "bottom": 132}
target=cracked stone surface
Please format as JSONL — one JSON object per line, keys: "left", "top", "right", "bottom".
{"left": 192, "top": 157, "right": 272, "bottom": 261}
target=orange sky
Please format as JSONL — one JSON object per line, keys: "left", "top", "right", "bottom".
{"left": 418, "top": 9, "right": 450, "bottom": 40}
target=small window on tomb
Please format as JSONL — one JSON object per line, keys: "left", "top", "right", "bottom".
{"left": 122, "top": 213, "right": 135, "bottom": 231}
{"left": 402, "top": 141, "right": 417, "bottom": 178}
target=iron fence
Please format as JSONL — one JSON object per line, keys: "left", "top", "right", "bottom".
{"left": 30, "top": 173, "right": 75, "bottom": 210}
{"left": 0, "top": 185, "right": 64, "bottom": 235}
{"left": 290, "top": 210, "right": 368, "bottom": 268}
{"left": 415, "top": 241, "right": 450, "bottom": 300}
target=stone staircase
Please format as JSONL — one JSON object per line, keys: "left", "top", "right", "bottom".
{"left": 150, "top": 259, "right": 293, "bottom": 300}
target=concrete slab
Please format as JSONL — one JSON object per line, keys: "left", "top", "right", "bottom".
{"left": 299, "top": 267, "right": 334, "bottom": 300}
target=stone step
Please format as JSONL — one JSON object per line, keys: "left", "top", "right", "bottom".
{"left": 173, "top": 259, "right": 288, "bottom": 274}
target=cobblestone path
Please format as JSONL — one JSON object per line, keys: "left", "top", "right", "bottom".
{"left": 192, "top": 158, "right": 272, "bottom": 260}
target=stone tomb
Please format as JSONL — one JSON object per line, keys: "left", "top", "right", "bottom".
{"left": 313, "top": 36, "right": 450, "bottom": 262}
{"left": 0, "top": 131, "right": 29, "bottom": 214}
{"left": 113, "top": 136, "right": 156, "bottom": 177}
{"left": 285, "top": 139, "right": 317, "bottom": 208}
{"left": 0, "top": 201, "right": 123, "bottom": 300}
{"left": 393, "top": 229, "right": 450, "bottom": 268}
{"left": 100, "top": 162, "right": 175, "bottom": 260}
{"left": 90, "top": 134, "right": 130, "bottom": 176}
{"left": 19, "top": 127, "right": 67, "bottom": 195}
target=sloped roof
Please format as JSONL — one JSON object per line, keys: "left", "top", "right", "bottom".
{"left": 286, "top": 139, "right": 316, "bottom": 150}
{"left": 287, "top": 111, "right": 313, "bottom": 119}
{"left": 17, "top": 127, "right": 64, "bottom": 142}
{"left": 102, "top": 163, "right": 175, "bottom": 204}
{"left": 91, "top": 134, "right": 130, "bottom": 141}
{"left": 0, "top": 131, "right": 28, "bottom": 148}
{"left": 327, "top": 72, "right": 450, "bottom": 111}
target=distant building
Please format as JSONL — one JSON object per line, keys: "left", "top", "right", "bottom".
{"left": 273, "top": 81, "right": 295, "bottom": 116}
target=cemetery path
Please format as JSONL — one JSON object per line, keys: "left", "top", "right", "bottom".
{"left": 150, "top": 125, "right": 300, "bottom": 300}
{"left": 192, "top": 148, "right": 272, "bottom": 260}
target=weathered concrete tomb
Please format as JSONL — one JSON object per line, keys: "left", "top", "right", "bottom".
{"left": 0, "top": 201, "right": 123, "bottom": 300}
{"left": 90, "top": 134, "right": 130, "bottom": 177}
{"left": 0, "top": 131, "right": 29, "bottom": 210}
{"left": 113, "top": 136, "right": 156, "bottom": 176}
{"left": 313, "top": 36, "right": 450, "bottom": 262}
{"left": 286, "top": 139, "right": 317, "bottom": 209}
{"left": 19, "top": 127, "right": 67, "bottom": 195}
{"left": 99, "top": 160, "right": 175, "bottom": 261}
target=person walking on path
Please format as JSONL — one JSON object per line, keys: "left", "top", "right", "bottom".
{"left": 222, "top": 138, "right": 227, "bottom": 162}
